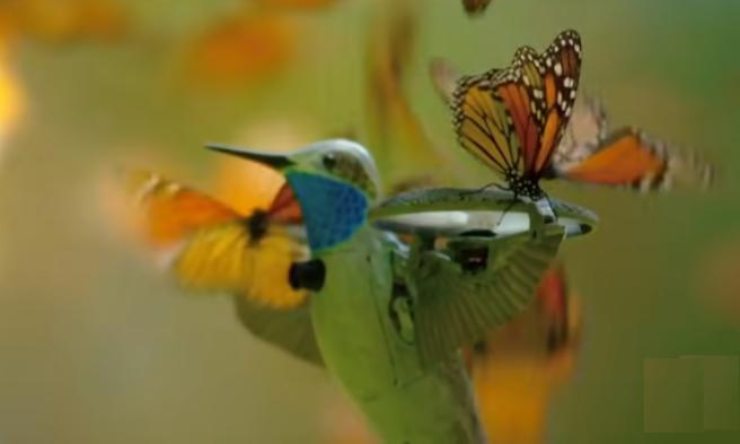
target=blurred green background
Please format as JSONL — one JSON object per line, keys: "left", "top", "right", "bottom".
{"left": 0, "top": 0, "right": 739, "bottom": 442}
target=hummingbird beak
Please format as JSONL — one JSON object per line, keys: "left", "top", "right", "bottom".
{"left": 205, "top": 143, "right": 294, "bottom": 170}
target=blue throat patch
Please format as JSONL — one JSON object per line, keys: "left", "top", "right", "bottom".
{"left": 286, "top": 172, "right": 368, "bottom": 252}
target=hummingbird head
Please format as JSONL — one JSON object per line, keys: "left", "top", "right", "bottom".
{"left": 207, "top": 139, "right": 380, "bottom": 252}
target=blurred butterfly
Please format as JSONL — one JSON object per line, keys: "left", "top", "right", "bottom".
{"left": 466, "top": 264, "right": 581, "bottom": 442}
{"left": 364, "top": 0, "right": 449, "bottom": 180}
{"left": 548, "top": 97, "right": 714, "bottom": 191}
{"left": 461, "top": 0, "right": 492, "bottom": 16}
{"left": 120, "top": 169, "right": 325, "bottom": 364}
{"left": 185, "top": 12, "right": 298, "bottom": 88}
{"left": 448, "top": 29, "right": 583, "bottom": 215}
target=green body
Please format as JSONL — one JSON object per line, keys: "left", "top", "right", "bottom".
{"left": 207, "top": 142, "right": 592, "bottom": 443}
{"left": 311, "top": 225, "right": 486, "bottom": 443}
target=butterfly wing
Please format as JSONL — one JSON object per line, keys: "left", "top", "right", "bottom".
{"left": 493, "top": 30, "right": 582, "bottom": 178}
{"left": 267, "top": 182, "right": 304, "bottom": 224}
{"left": 452, "top": 70, "right": 520, "bottom": 177}
{"left": 452, "top": 30, "right": 582, "bottom": 184}
{"left": 551, "top": 99, "right": 713, "bottom": 191}
{"left": 429, "top": 57, "right": 459, "bottom": 105}
{"left": 125, "top": 170, "right": 308, "bottom": 308}
{"left": 552, "top": 96, "right": 607, "bottom": 168}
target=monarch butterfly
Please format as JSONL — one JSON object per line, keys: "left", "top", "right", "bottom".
{"left": 450, "top": 29, "right": 582, "bottom": 216}
{"left": 461, "top": 0, "right": 492, "bottom": 16}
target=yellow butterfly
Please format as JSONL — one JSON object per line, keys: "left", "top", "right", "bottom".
{"left": 117, "top": 168, "right": 324, "bottom": 364}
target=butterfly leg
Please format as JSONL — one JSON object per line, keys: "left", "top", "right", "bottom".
{"left": 493, "top": 193, "right": 521, "bottom": 230}
{"left": 462, "top": 181, "right": 508, "bottom": 197}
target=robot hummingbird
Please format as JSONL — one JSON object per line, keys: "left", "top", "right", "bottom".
{"left": 122, "top": 137, "right": 595, "bottom": 443}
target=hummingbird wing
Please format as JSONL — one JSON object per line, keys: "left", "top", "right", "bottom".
{"left": 409, "top": 223, "right": 566, "bottom": 365}
{"left": 117, "top": 170, "right": 323, "bottom": 366}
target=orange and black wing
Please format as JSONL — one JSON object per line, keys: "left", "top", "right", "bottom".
{"left": 124, "top": 170, "right": 309, "bottom": 309}
{"left": 551, "top": 99, "right": 713, "bottom": 191}
{"left": 492, "top": 30, "right": 582, "bottom": 178}
{"left": 268, "top": 182, "right": 303, "bottom": 224}
{"left": 452, "top": 69, "right": 520, "bottom": 177}
{"left": 452, "top": 30, "right": 582, "bottom": 181}
{"left": 552, "top": 96, "right": 607, "bottom": 168}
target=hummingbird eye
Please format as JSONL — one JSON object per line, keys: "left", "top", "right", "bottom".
{"left": 322, "top": 153, "right": 337, "bottom": 170}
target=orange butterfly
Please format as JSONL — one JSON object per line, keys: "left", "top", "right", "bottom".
{"left": 547, "top": 97, "right": 714, "bottom": 191}
{"left": 461, "top": 0, "right": 492, "bottom": 16}
{"left": 120, "top": 169, "right": 308, "bottom": 307}
{"left": 467, "top": 264, "right": 581, "bottom": 443}
{"left": 185, "top": 12, "right": 298, "bottom": 88}
{"left": 451, "top": 29, "right": 582, "bottom": 207}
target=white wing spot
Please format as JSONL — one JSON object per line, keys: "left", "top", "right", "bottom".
{"left": 554, "top": 63, "right": 563, "bottom": 76}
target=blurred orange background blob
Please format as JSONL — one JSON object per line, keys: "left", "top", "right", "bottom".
{"left": 697, "top": 235, "right": 740, "bottom": 325}
{"left": 468, "top": 265, "right": 581, "bottom": 444}
{"left": 257, "top": 0, "right": 342, "bottom": 10}
{"left": 212, "top": 119, "right": 318, "bottom": 214}
{"left": 0, "top": 34, "right": 22, "bottom": 164}
{"left": 0, "top": 0, "right": 128, "bottom": 43}
{"left": 185, "top": 13, "right": 300, "bottom": 89}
